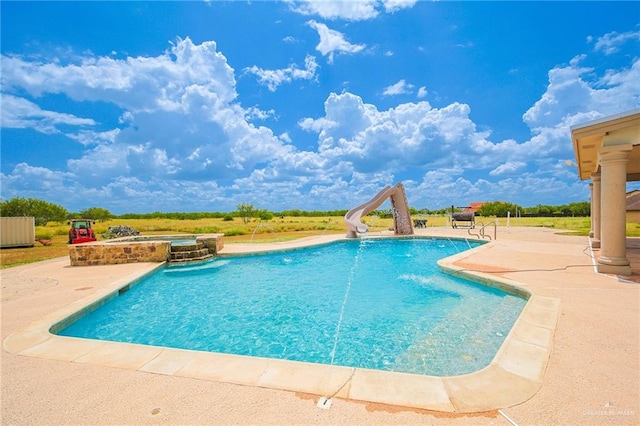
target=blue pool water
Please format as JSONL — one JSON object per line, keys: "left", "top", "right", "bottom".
{"left": 58, "top": 238, "right": 527, "bottom": 376}
{"left": 106, "top": 236, "right": 196, "bottom": 246}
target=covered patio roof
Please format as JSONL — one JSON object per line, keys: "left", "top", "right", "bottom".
{"left": 571, "top": 108, "right": 640, "bottom": 181}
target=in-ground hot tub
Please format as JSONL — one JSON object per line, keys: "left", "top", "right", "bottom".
{"left": 68, "top": 234, "right": 224, "bottom": 266}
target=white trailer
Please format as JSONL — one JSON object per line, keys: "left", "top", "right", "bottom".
{"left": 0, "top": 217, "right": 35, "bottom": 248}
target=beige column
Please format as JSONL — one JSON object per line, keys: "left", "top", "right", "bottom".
{"left": 597, "top": 146, "right": 632, "bottom": 275}
{"left": 591, "top": 173, "right": 601, "bottom": 248}
{"left": 589, "top": 182, "right": 594, "bottom": 238}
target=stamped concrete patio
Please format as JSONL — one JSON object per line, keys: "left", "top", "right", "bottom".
{"left": 2, "top": 226, "right": 638, "bottom": 425}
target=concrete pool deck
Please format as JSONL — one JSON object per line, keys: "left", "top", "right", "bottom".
{"left": 2, "top": 226, "right": 638, "bottom": 424}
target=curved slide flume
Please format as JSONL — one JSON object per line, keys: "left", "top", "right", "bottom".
{"left": 344, "top": 183, "right": 414, "bottom": 238}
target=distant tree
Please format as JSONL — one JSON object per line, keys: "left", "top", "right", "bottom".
{"left": 0, "top": 197, "right": 68, "bottom": 225}
{"left": 477, "top": 202, "right": 522, "bottom": 217}
{"left": 535, "top": 205, "right": 553, "bottom": 216}
{"left": 0, "top": 197, "right": 30, "bottom": 217}
{"left": 373, "top": 209, "right": 393, "bottom": 218}
{"left": 255, "top": 209, "right": 274, "bottom": 221}
{"left": 78, "top": 207, "right": 113, "bottom": 221}
{"left": 568, "top": 201, "right": 590, "bottom": 216}
{"left": 416, "top": 207, "right": 450, "bottom": 215}
{"left": 554, "top": 204, "right": 572, "bottom": 216}
{"left": 115, "top": 211, "right": 228, "bottom": 220}
{"left": 281, "top": 209, "right": 303, "bottom": 217}
{"left": 236, "top": 203, "right": 255, "bottom": 224}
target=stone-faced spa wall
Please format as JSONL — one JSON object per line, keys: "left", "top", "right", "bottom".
{"left": 69, "top": 241, "right": 171, "bottom": 266}
{"left": 197, "top": 235, "right": 224, "bottom": 254}
{"left": 68, "top": 234, "right": 224, "bottom": 266}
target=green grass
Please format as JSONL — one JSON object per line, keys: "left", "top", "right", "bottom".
{"left": 1, "top": 215, "right": 637, "bottom": 269}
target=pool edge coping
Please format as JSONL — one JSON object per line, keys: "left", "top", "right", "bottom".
{"left": 2, "top": 236, "right": 560, "bottom": 414}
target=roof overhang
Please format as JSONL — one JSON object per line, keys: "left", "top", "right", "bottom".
{"left": 571, "top": 109, "right": 640, "bottom": 181}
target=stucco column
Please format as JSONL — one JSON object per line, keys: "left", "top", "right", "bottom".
{"left": 590, "top": 173, "right": 601, "bottom": 248}
{"left": 597, "top": 146, "right": 631, "bottom": 275}
{"left": 589, "top": 182, "right": 594, "bottom": 238}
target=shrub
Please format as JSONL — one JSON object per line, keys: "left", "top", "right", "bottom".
{"left": 141, "top": 226, "right": 173, "bottom": 232}
{"left": 191, "top": 226, "right": 221, "bottom": 234}
{"left": 223, "top": 227, "right": 247, "bottom": 237}
{"left": 257, "top": 210, "right": 274, "bottom": 220}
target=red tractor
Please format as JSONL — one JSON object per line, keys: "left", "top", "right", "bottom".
{"left": 68, "top": 219, "right": 97, "bottom": 244}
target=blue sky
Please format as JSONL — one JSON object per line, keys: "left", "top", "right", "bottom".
{"left": 1, "top": 1, "right": 639, "bottom": 214}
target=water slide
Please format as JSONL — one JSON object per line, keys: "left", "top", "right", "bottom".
{"left": 344, "top": 183, "right": 414, "bottom": 238}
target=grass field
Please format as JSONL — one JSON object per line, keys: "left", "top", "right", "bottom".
{"left": 2, "top": 215, "right": 638, "bottom": 269}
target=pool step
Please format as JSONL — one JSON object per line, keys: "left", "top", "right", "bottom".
{"left": 169, "top": 242, "right": 214, "bottom": 263}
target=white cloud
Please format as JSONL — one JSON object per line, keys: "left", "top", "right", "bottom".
{"left": 244, "top": 55, "right": 319, "bottom": 91}
{"left": 118, "top": 111, "right": 134, "bottom": 124}
{"left": 489, "top": 161, "right": 527, "bottom": 176}
{"left": 299, "top": 92, "right": 498, "bottom": 174}
{"left": 66, "top": 129, "right": 121, "bottom": 146}
{"left": 382, "top": 0, "right": 417, "bottom": 13}
{"left": 288, "top": 0, "right": 416, "bottom": 21}
{"left": 523, "top": 55, "right": 640, "bottom": 131}
{"left": 293, "top": 79, "right": 624, "bottom": 205}
{"left": 245, "top": 106, "right": 276, "bottom": 121}
{"left": 307, "top": 20, "right": 366, "bottom": 63}
{"left": 0, "top": 163, "right": 76, "bottom": 198}
{"left": 0, "top": 161, "right": 231, "bottom": 213}
{"left": 279, "top": 132, "right": 292, "bottom": 143}
{"left": 2, "top": 37, "right": 292, "bottom": 188}
{"left": 0, "top": 94, "right": 96, "bottom": 134}
{"left": 1, "top": 37, "right": 238, "bottom": 113}
{"left": 592, "top": 29, "right": 640, "bottom": 55}
{"left": 289, "top": 0, "right": 379, "bottom": 21}
{"left": 455, "top": 41, "right": 475, "bottom": 49}
{"left": 1, "top": 25, "right": 636, "bottom": 213}
{"left": 382, "top": 79, "right": 414, "bottom": 96}
{"left": 298, "top": 116, "right": 337, "bottom": 133}
{"left": 409, "top": 171, "right": 587, "bottom": 208}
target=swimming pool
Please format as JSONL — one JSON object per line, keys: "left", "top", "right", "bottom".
{"left": 58, "top": 237, "right": 527, "bottom": 376}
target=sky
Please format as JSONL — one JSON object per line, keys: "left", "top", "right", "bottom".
{"left": 1, "top": 1, "right": 639, "bottom": 214}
